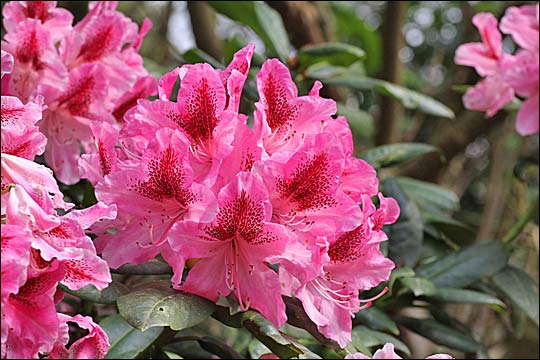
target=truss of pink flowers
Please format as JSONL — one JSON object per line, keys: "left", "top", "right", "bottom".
{"left": 0, "top": 1, "right": 408, "bottom": 358}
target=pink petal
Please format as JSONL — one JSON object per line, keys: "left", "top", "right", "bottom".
{"left": 500, "top": 4, "right": 539, "bottom": 52}
{"left": 220, "top": 44, "right": 255, "bottom": 111}
{"left": 1, "top": 50, "right": 13, "bottom": 78}
{"left": 516, "top": 92, "right": 539, "bottom": 135}
{"left": 463, "top": 76, "right": 514, "bottom": 118}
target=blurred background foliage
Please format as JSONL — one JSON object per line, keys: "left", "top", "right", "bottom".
{"left": 7, "top": 1, "right": 537, "bottom": 359}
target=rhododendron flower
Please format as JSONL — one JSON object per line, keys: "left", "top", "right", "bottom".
{"left": 345, "top": 343, "right": 453, "bottom": 359}
{"left": 169, "top": 172, "right": 310, "bottom": 327}
{"left": 455, "top": 4, "right": 539, "bottom": 135}
{"left": 1, "top": 50, "right": 13, "bottom": 78}
{"left": 95, "top": 128, "right": 217, "bottom": 268}
{"left": 48, "top": 314, "right": 109, "bottom": 359}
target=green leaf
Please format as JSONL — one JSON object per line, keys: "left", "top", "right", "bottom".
{"left": 208, "top": 1, "right": 291, "bottom": 62}
{"left": 423, "top": 214, "right": 476, "bottom": 245}
{"left": 117, "top": 280, "right": 216, "bottom": 332}
{"left": 197, "top": 336, "right": 245, "bottom": 359}
{"left": 416, "top": 241, "right": 509, "bottom": 288}
{"left": 352, "top": 326, "right": 410, "bottom": 356}
{"left": 305, "top": 65, "right": 454, "bottom": 118}
{"left": 298, "top": 42, "right": 366, "bottom": 67}
{"left": 112, "top": 259, "right": 173, "bottom": 275}
{"left": 427, "top": 288, "right": 506, "bottom": 307}
{"left": 213, "top": 307, "right": 321, "bottom": 358}
{"left": 58, "top": 281, "right": 129, "bottom": 304}
{"left": 354, "top": 307, "right": 400, "bottom": 335}
{"left": 360, "top": 143, "right": 440, "bottom": 170}
{"left": 492, "top": 266, "right": 539, "bottom": 326}
{"left": 101, "top": 315, "right": 164, "bottom": 359}
{"left": 381, "top": 178, "right": 424, "bottom": 267}
{"left": 393, "top": 176, "right": 460, "bottom": 215}
{"left": 182, "top": 48, "right": 224, "bottom": 69}
{"left": 387, "top": 267, "right": 415, "bottom": 295}
{"left": 394, "top": 317, "right": 482, "bottom": 353}
{"left": 399, "top": 277, "right": 437, "bottom": 297}
{"left": 336, "top": 103, "right": 375, "bottom": 139}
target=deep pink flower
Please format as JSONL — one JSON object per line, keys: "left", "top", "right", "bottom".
{"left": 2, "top": 1, "right": 73, "bottom": 43}
{"left": 256, "top": 132, "right": 362, "bottom": 235}
{"left": 1, "top": 259, "right": 65, "bottom": 359}
{"left": 454, "top": 13, "right": 505, "bottom": 77}
{"left": 1, "top": 50, "right": 13, "bottom": 78}
{"left": 1, "top": 95, "right": 47, "bottom": 160}
{"left": 79, "top": 122, "right": 119, "bottom": 185}
{"left": 1, "top": 224, "right": 32, "bottom": 305}
{"left": 254, "top": 59, "right": 336, "bottom": 159}
{"left": 47, "top": 314, "right": 109, "bottom": 359}
{"left": 95, "top": 128, "right": 217, "bottom": 269}
{"left": 1, "top": 18, "right": 67, "bottom": 101}
{"left": 168, "top": 172, "right": 309, "bottom": 327}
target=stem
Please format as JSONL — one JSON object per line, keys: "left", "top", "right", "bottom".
{"left": 502, "top": 190, "right": 539, "bottom": 246}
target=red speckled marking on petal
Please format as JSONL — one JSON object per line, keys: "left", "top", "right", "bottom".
{"left": 131, "top": 147, "right": 194, "bottom": 206}
{"left": 97, "top": 140, "right": 112, "bottom": 176}
{"left": 1, "top": 105, "right": 25, "bottom": 126}
{"left": 15, "top": 29, "right": 43, "bottom": 71}
{"left": 176, "top": 78, "right": 221, "bottom": 143}
{"left": 263, "top": 74, "right": 299, "bottom": 132}
{"left": 205, "top": 190, "right": 272, "bottom": 245}
{"left": 327, "top": 224, "right": 369, "bottom": 263}
{"left": 276, "top": 153, "right": 337, "bottom": 212}
{"left": 78, "top": 25, "right": 114, "bottom": 63}
{"left": 57, "top": 75, "right": 95, "bottom": 116}
{"left": 25, "top": 2, "right": 50, "bottom": 22}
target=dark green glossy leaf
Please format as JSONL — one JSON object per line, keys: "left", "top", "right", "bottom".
{"left": 427, "top": 287, "right": 506, "bottom": 307}
{"left": 399, "top": 277, "right": 436, "bottom": 297}
{"left": 352, "top": 326, "right": 410, "bottom": 356}
{"left": 394, "top": 317, "right": 481, "bottom": 353}
{"left": 423, "top": 214, "right": 476, "bottom": 245}
{"left": 416, "top": 241, "right": 509, "bottom": 288}
{"left": 305, "top": 65, "right": 454, "bottom": 118}
{"left": 59, "top": 281, "right": 129, "bottom": 304}
{"left": 112, "top": 259, "right": 173, "bottom": 275}
{"left": 492, "top": 266, "right": 539, "bottom": 326}
{"left": 354, "top": 307, "right": 400, "bottom": 335}
{"left": 381, "top": 178, "right": 423, "bottom": 267}
{"left": 360, "top": 143, "right": 440, "bottom": 170}
{"left": 394, "top": 176, "right": 460, "bottom": 215}
{"left": 117, "top": 280, "right": 216, "bottom": 332}
{"left": 101, "top": 315, "right": 163, "bottom": 359}
{"left": 208, "top": 1, "right": 290, "bottom": 62}
{"left": 197, "top": 336, "right": 245, "bottom": 359}
{"left": 298, "top": 42, "right": 365, "bottom": 67}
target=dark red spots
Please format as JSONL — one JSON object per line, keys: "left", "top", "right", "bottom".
{"left": 15, "top": 29, "right": 43, "bottom": 71}
{"left": 78, "top": 25, "right": 114, "bottom": 63}
{"left": 97, "top": 140, "right": 111, "bottom": 176}
{"left": 177, "top": 78, "right": 221, "bottom": 143}
{"left": 64, "top": 259, "right": 92, "bottom": 283}
{"left": 25, "top": 2, "right": 50, "bottom": 22}
{"left": 328, "top": 224, "right": 368, "bottom": 263}
{"left": 263, "top": 75, "right": 299, "bottom": 132}
{"left": 205, "top": 190, "right": 272, "bottom": 245}
{"left": 57, "top": 75, "right": 96, "bottom": 116}
{"left": 276, "top": 153, "right": 337, "bottom": 212}
{"left": 46, "top": 224, "right": 72, "bottom": 239}
{"left": 132, "top": 147, "right": 194, "bottom": 206}
{"left": 1, "top": 105, "right": 25, "bottom": 126}
{"left": 241, "top": 151, "right": 255, "bottom": 171}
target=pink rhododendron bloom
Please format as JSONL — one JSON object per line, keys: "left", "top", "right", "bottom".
{"left": 1, "top": 50, "right": 13, "bottom": 78}
{"left": 95, "top": 128, "right": 217, "bottom": 268}
{"left": 254, "top": 59, "right": 336, "bottom": 159}
{"left": 455, "top": 4, "right": 539, "bottom": 135}
{"left": 2, "top": 1, "right": 73, "bottom": 42}
{"left": 169, "top": 172, "right": 309, "bottom": 327}
{"left": 1, "top": 224, "right": 32, "bottom": 304}
{"left": 48, "top": 314, "right": 109, "bottom": 359}
{"left": 1, "top": 95, "right": 47, "bottom": 160}
{"left": 345, "top": 343, "right": 453, "bottom": 359}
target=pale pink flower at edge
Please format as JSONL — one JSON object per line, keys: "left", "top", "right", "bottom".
{"left": 345, "top": 343, "right": 453, "bottom": 359}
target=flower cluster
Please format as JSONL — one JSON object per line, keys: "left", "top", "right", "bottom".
{"left": 1, "top": 51, "right": 114, "bottom": 358}
{"left": 1, "top": 0, "right": 157, "bottom": 184}
{"left": 89, "top": 44, "right": 399, "bottom": 347}
{"left": 455, "top": 3, "right": 539, "bottom": 135}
